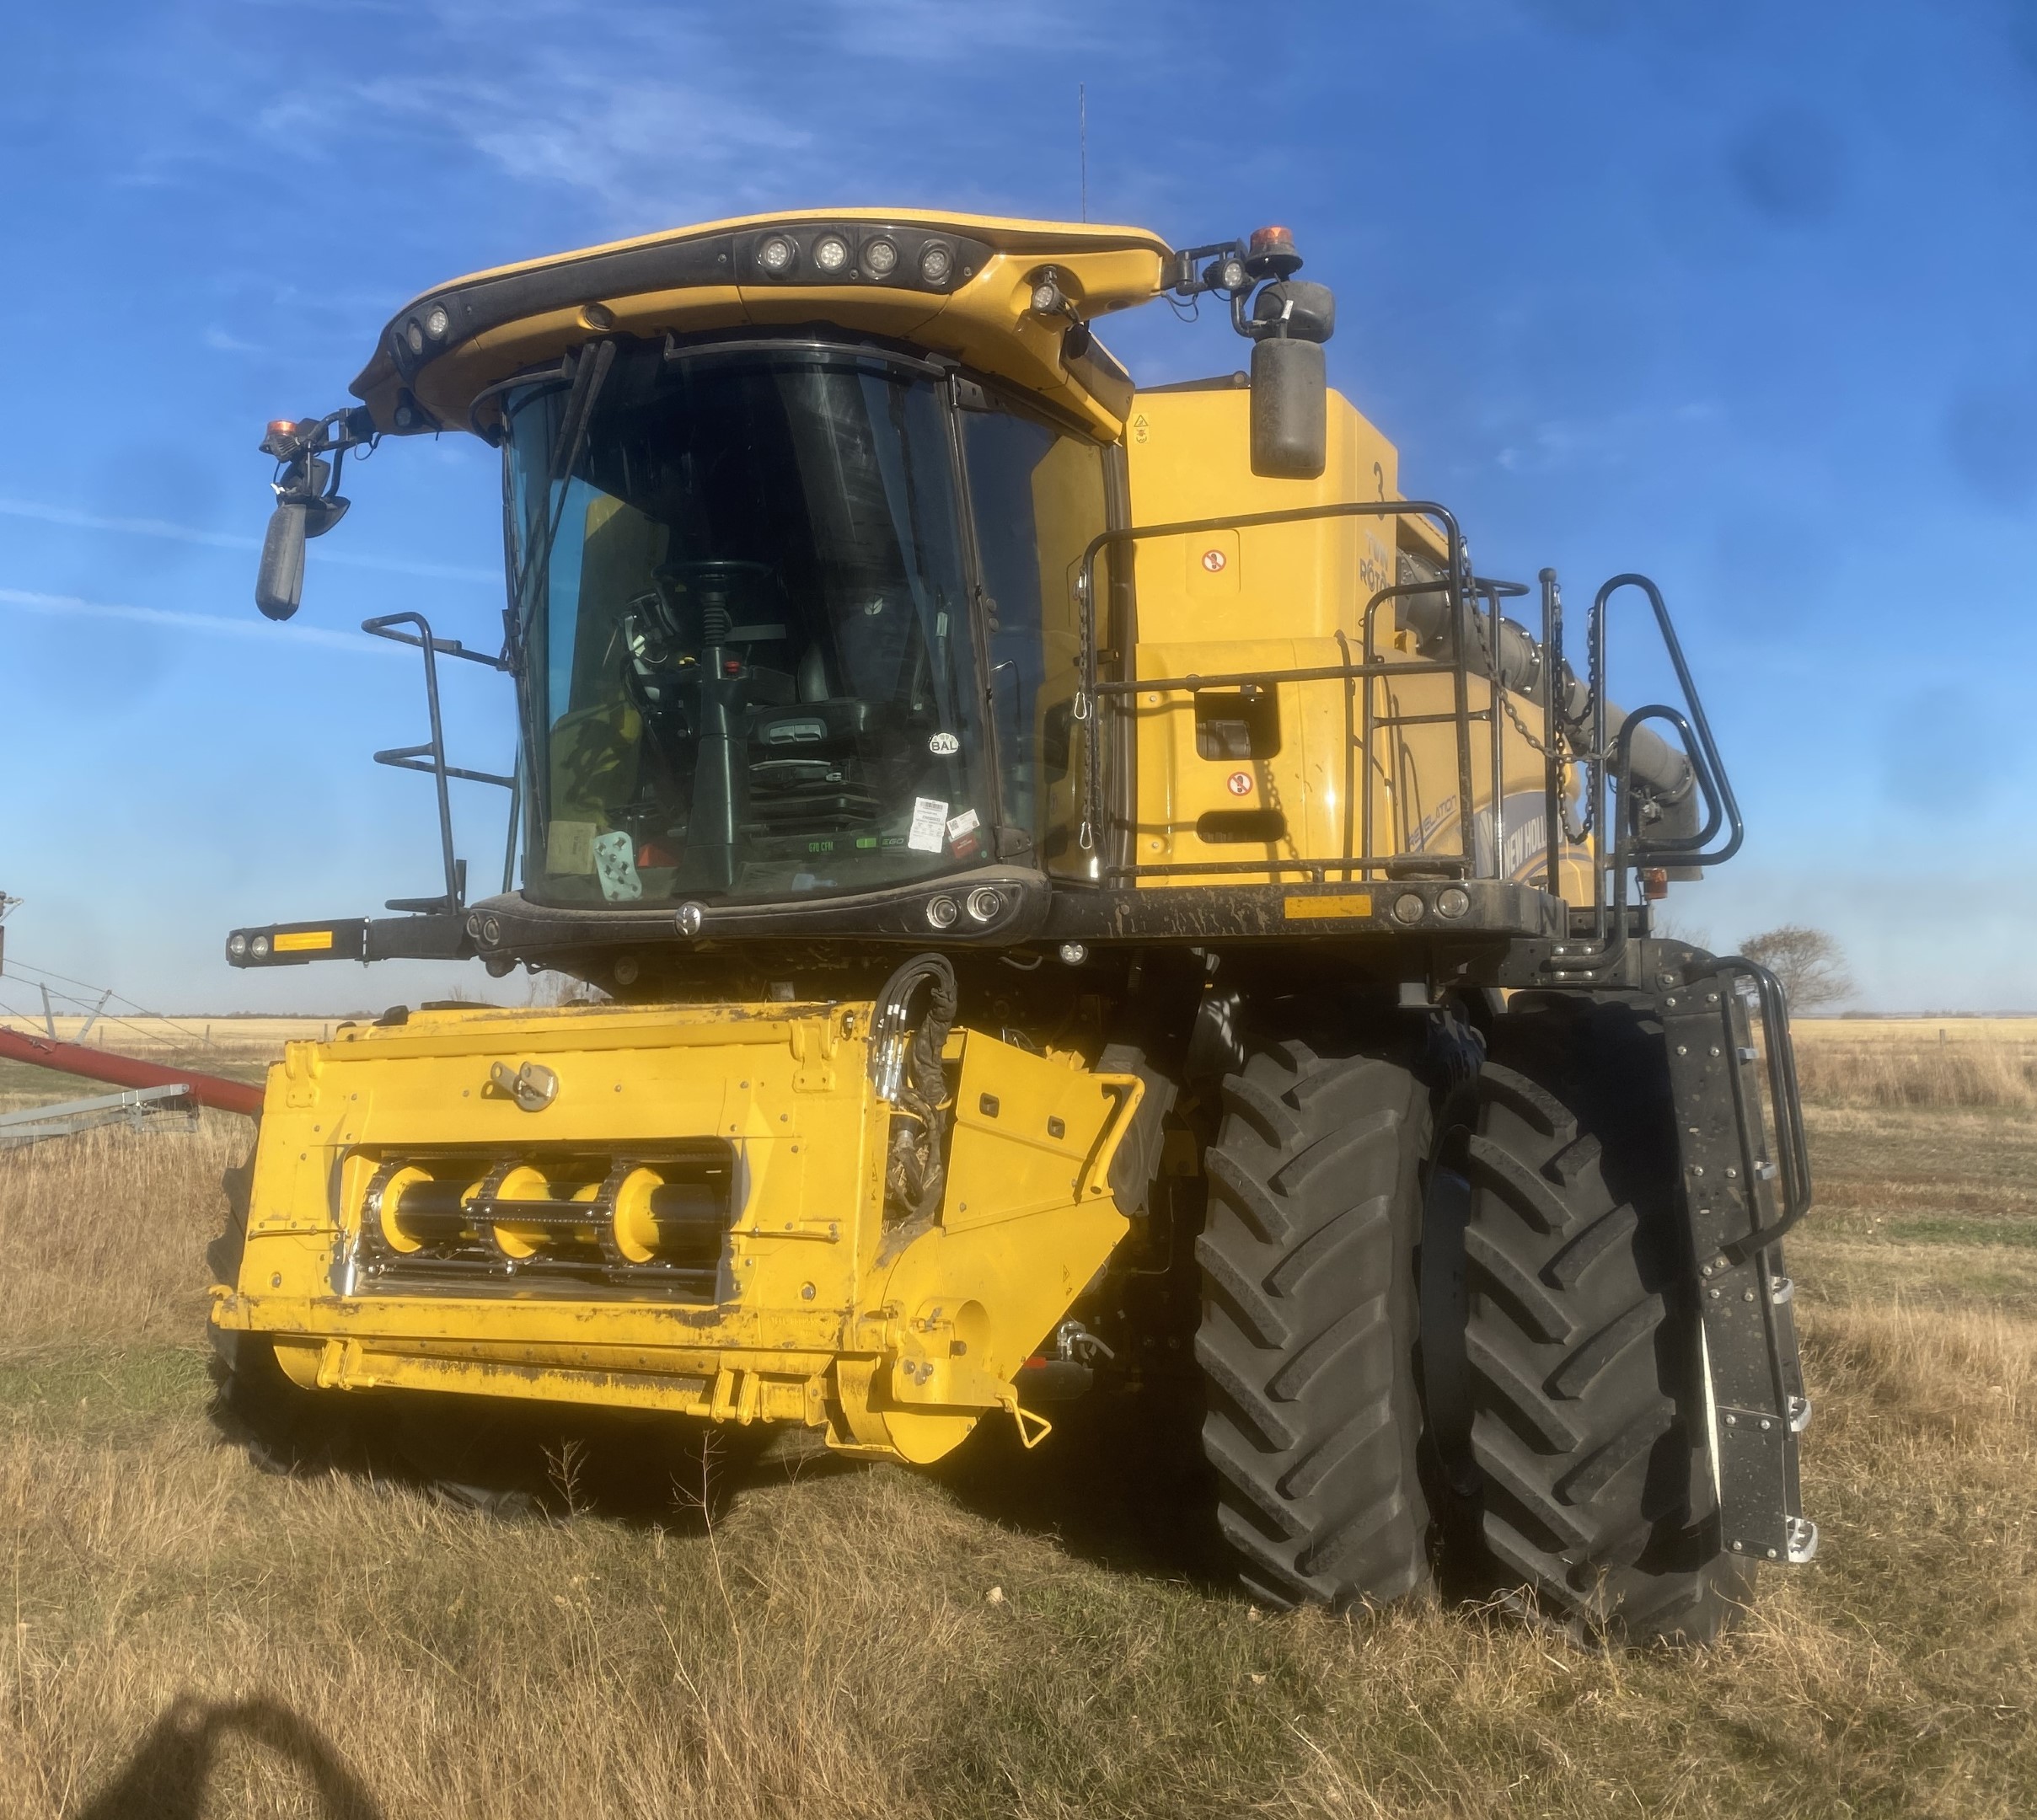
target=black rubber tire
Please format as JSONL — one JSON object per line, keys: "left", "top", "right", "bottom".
{"left": 1435, "top": 993, "right": 1754, "bottom": 1645}
{"left": 1196, "top": 1038, "right": 1430, "bottom": 1609}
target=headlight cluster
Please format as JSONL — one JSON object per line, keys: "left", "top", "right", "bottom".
{"left": 924, "top": 886, "right": 1007, "bottom": 931}
{"left": 394, "top": 298, "right": 457, "bottom": 361}
{"left": 747, "top": 224, "right": 977, "bottom": 292}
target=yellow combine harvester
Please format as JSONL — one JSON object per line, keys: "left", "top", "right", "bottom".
{"left": 219, "top": 209, "right": 1814, "bottom": 1643}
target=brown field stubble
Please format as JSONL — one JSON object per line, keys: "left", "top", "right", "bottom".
{"left": 0, "top": 1067, "right": 2034, "bottom": 1817}
{"left": 1791, "top": 1018, "right": 2037, "bottom": 1111}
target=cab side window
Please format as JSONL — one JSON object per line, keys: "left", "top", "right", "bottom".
{"left": 962, "top": 408, "right": 1106, "bottom": 871}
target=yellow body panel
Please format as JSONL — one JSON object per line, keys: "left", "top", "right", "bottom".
{"left": 214, "top": 1004, "right": 1140, "bottom": 1464}
{"left": 1123, "top": 386, "right": 1589, "bottom": 894}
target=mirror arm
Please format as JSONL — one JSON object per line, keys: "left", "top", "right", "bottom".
{"left": 254, "top": 404, "right": 377, "bottom": 622}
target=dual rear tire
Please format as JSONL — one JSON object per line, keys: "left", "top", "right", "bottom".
{"left": 1194, "top": 998, "right": 1750, "bottom": 1643}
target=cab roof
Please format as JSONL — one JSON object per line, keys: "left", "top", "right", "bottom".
{"left": 352, "top": 209, "right": 1177, "bottom": 443}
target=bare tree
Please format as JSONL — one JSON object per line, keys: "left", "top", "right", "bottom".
{"left": 526, "top": 969, "right": 608, "bottom": 1009}
{"left": 1739, "top": 924, "right": 1854, "bottom": 1010}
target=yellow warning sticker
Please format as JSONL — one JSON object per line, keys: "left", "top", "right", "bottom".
{"left": 1283, "top": 892, "right": 1373, "bottom": 921}
{"left": 273, "top": 929, "right": 334, "bottom": 953}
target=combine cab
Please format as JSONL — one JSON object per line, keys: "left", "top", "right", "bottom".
{"left": 218, "top": 210, "right": 1812, "bottom": 1642}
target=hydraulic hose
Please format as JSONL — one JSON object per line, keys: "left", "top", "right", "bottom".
{"left": 870, "top": 954, "right": 958, "bottom": 1223}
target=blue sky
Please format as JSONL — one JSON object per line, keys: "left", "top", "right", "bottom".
{"left": 3, "top": 0, "right": 2035, "bottom": 1014}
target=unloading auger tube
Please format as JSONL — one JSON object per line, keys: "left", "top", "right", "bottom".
{"left": 1395, "top": 557, "right": 1703, "bottom": 875}
{"left": 212, "top": 206, "right": 1813, "bottom": 1646}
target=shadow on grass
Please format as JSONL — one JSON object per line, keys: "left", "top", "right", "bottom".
{"left": 75, "top": 1694, "right": 379, "bottom": 1820}
{"left": 931, "top": 1384, "right": 1235, "bottom": 1591}
{"left": 208, "top": 1341, "right": 1233, "bottom": 1586}
{"left": 207, "top": 1351, "right": 862, "bottom": 1532}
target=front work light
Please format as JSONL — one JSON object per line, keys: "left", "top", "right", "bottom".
{"left": 813, "top": 233, "right": 850, "bottom": 274}
{"left": 758, "top": 233, "right": 797, "bottom": 276}
{"left": 919, "top": 241, "right": 953, "bottom": 285}
{"left": 862, "top": 237, "right": 899, "bottom": 279}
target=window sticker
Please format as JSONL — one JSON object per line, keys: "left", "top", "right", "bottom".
{"left": 929, "top": 731, "right": 960, "bottom": 756}
{"left": 908, "top": 797, "right": 949, "bottom": 854}
{"left": 548, "top": 821, "right": 597, "bottom": 875}
{"left": 592, "top": 828, "right": 644, "bottom": 901}
{"left": 947, "top": 806, "right": 983, "bottom": 862}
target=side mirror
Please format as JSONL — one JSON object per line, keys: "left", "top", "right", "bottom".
{"left": 1250, "top": 338, "right": 1327, "bottom": 479}
{"left": 254, "top": 410, "right": 364, "bottom": 624}
{"left": 1247, "top": 278, "right": 1335, "bottom": 480}
{"left": 255, "top": 500, "right": 308, "bottom": 622}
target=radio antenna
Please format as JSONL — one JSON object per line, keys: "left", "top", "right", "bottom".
{"left": 1080, "top": 83, "right": 1088, "bottom": 222}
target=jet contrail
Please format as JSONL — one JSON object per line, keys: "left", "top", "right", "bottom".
{"left": 0, "top": 497, "right": 496, "bottom": 583}
{"left": 0, "top": 586, "right": 394, "bottom": 654}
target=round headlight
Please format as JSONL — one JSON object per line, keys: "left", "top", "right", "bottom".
{"left": 757, "top": 233, "right": 797, "bottom": 276}
{"left": 1030, "top": 277, "right": 1063, "bottom": 314}
{"left": 250, "top": 934, "right": 272, "bottom": 959}
{"left": 227, "top": 933, "right": 249, "bottom": 959}
{"left": 1057, "top": 940, "right": 1087, "bottom": 966}
{"left": 424, "top": 303, "right": 450, "bottom": 339}
{"left": 812, "top": 233, "right": 850, "bottom": 275}
{"left": 919, "top": 241, "right": 953, "bottom": 285}
{"left": 925, "top": 896, "right": 959, "bottom": 929}
{"left": 966, "top": 887, "right": 1002, "bottom": 924}
{"left": 1220, "top": 258, "right": 1246, "bottom": 292}
{"left": 404, "top": 318, "right": 425, "bottom": 354}
{"left": 1437, "top": 886, "right": 1471, "bottom": 919}
{"left": 862, "top": 236, "right": 899, "bottom": 279}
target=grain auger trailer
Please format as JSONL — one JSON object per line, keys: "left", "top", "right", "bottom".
{"left": 220, "top": 210, "right": 1813, "bottom": 1643}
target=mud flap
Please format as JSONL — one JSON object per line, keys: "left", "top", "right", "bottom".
{"left": 1658, "top": 958, "right": 1817, "bottom": 1567}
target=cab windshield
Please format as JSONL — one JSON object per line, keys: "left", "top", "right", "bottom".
{"left": 507, "top": 345, "right": 987, "bottom": 905}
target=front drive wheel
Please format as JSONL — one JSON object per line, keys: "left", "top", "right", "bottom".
{"left": 1426, "top": 995, "right": 1754, "bottom": 1645}
{"left": 1196, "top": 1039, "right": 1431, "bottom": 1610}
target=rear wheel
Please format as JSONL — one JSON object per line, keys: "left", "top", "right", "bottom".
{"left": 1196, "top": 1039, "right": 1430, "bottom": 1609}
{"left": 1427, "top": 993, "right": 1753, "bottom": 1645}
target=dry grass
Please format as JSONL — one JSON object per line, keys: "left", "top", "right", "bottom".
{"left": 2, "top": 1077, "right": 2034, "bottom": 1816}
{"left": 1793, "top": 1033, "right": 2037, "bottom": 1111}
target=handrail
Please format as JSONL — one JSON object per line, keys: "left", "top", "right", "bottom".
{"left": 1072, "top": 500, "right": 1468, "bottom": 879}
{"left": 362, "top": 611, "right": 515, "bottom": 917}
{"left": 1702, "top": 956, "right": 1813, "bottom": 1258}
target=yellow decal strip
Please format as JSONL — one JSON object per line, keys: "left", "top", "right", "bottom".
{"left": 1283, "top": 892, "right": 1373, "bottom": 921}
